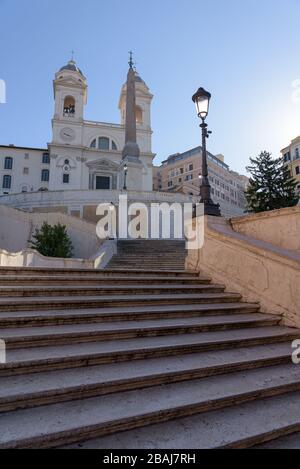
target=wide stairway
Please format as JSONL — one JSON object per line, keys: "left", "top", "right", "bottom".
{"left": 106, "top": 240, "right": 187, "bottom": 270}
{"left": 0, "top": 266, "right": 299, "bottom": 449}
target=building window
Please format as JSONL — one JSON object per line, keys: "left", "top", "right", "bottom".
{"left": 63, "top": 173, "right": 70, "bottom": 184}
{"left": 90, "top": 137, "right": 117, "bottom": 151}
{"left": 135, "top": 106, "right": 143, "bottom": 124}
{"left": 42, "top": 152, "right": 50, "bottom": 164}
{"left": 2, "top": 175, "right": 11, "bottom": 189}
{"left": 21, "top": 186, "right": 28, "bottom": 193}
{"left": 41, "top": 169, "right": 49, "bottom": 182}
{"left": 296, "top": 166, "right": 300, "bottom": 175}
{"left": 4, "top": 157, "right": 13, "bottom": 170}
{"left": 295, "top": 148, "right": 299, "bottom": 160}
{"left": 189, "top": 164, "right": 193, "bottom": 171}
{"left": 180, "top": 168, "right": 184, "bottom": 174}
{"left": 99, "top": 137, "right": 110, "bottom": 150}
{"left": 24, "top": 153, "right": 29, "bottom": 160}
{"left": 23, "top": 167, "right": 29, "bottom": 175}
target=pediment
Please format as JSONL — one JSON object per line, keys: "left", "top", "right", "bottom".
{"left": 86, "top": 158, "right": 120, "bottom": 172}
{"left": 55, "top": 77, "right": 85, "bottom": 88}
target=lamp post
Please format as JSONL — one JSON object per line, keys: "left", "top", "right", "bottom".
{"left": 192, "top": 87, "right": 221, "bottom": 217}
{"left": 123, "top": 164, "right": 128, "bottom": 191}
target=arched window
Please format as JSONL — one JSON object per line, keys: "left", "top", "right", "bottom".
{"left": 41, "top": 169, "right": 49, "bottom": 182}
{"left": 63, "top": 96, "right": 75, "bottom": 117}
{"left": 89, "top": 137, "right": 118, "bottom": 151}
{"left": 99, "top": 137, "right": 110, "bottom": 150}
{"left": 135, "top": 106, "right": 143, "bottom": 124}
{"left": 4, "top": 157, "right": 13, "bottom": 170}
{"left": 2, "top": 175, "right": 11, "bottom": 189}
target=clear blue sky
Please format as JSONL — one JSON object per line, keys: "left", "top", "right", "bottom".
{"left": 0, "top": 0, "right": 300, "bottom": 174}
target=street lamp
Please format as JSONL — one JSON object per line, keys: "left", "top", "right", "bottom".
{"left": 192, "top": 87, "right": 221, "bottom": 216}
{"left": 123, "top": 164, "right": 128, "bottom": 191}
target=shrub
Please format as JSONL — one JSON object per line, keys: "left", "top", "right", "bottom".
{"left": 29, "top": 222, "right": 73, "bottom": 258}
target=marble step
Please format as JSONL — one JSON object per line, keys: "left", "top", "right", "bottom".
{"left": 64, "top": 390, "right": 300, "bottom": 450}
{"left": 0, "top": 275, "right": 210, "bottom": 286}
{"left": 115, "top": 253, "right": 186, "bottom": 256}
{"left": 107, "top": 263, "right": 186, "bottom": 267}
{"left": 254, "top": 431, "right": 300, "bottom": 449}
{"left": 0, "top": 303, "right": 261, "bottom": 328}
{"left": 0, "top": 292, "right": 243, "bottom": 312}
{"left": 0, "top": 284, "right": 225, "bottom": 298}
{"left": 0, "top": 267, "right": 198, "bottom": 278}
{"left": 1, "top": 326, "right": 298, "bottom": 377}
{"left": 1, "top": 365, "right": 300, "bottom": 449}
{"left": 0, "top": 313, "right": 280, "bottom": 349}
{"left": 0, "top": 343, "right": 293, "bottom": 412}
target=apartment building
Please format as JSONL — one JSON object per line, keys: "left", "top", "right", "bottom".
{"left": 153, "top": 146, "right": 248, "bottom": 218}
{"left": 281, "top": 136, "right": 300, "bottom": 197}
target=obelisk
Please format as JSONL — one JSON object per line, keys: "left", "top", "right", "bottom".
{"left": 120, "top": 52, "right": 143, "bottom": 191}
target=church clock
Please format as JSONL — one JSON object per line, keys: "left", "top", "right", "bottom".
{"left": 60, "top": 128, "right": 76, "bottom": 142}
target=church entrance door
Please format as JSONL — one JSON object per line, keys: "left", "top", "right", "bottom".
{"left": 95, "top": 176, "right": 111, "bottom": 190}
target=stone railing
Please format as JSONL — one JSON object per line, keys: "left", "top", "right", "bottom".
{"left": 186, "top": 216, "right": 300, "bottom": 328}
{"left": 0, "top": 242, "right": 117, "bottom": 270}
{"left": 231, "top": 206, "right": 300, "bottom": 253}
{"left": 0, "top": 189, "right": 197, "bottom": 209}
{"left": 0, "top": 248, "right": 94, "bottom": 269}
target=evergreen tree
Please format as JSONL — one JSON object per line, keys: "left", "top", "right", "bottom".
{"left": 30, "top": 222, "right": 73, "bottom": 258}
{"left": 245, "top": 151, "right": 298, "bottom": 213}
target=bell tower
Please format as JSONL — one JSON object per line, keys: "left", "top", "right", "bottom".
{"left": 52, "top": 59, "right": 87, "bottom": 145}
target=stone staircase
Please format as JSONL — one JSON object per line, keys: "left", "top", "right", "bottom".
{"left": 0, "top": 265, "right": 299, "bottom": 449}
{"left": 106, "top": 240, "right": 187, "bottom": 270}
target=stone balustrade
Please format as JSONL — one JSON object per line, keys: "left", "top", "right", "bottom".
{"left": 186, "top": 215, "right": 300, "bottom": 328}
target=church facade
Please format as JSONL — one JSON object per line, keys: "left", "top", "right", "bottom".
{"left": 0, "top": 59, "right": 154, "bottom": 197}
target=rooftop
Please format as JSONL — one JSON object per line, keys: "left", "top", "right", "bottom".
{"left": 59, "top": 60, "right": 84, "bottom": 77}
{"left": 0, "top": 145, "right": 48, "bottom": 152}
{"left": 162, "top": 146, "right": 229, "bottom": 171}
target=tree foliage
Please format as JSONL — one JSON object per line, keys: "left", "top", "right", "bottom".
{"left": 245, "top": 151, "right": 298, "bottom": 213}
{"left": 30, "top": 222, "right": 73, "bottom": 258}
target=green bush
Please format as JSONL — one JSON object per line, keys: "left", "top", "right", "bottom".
{"left": 29, "top": 222, "right": 73, "bottom": 258}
